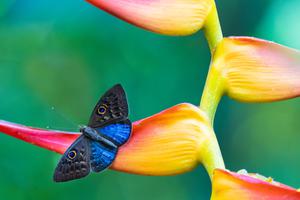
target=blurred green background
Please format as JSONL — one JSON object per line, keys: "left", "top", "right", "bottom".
{"left": 0, "top": 0, "right": 300, "bottom": 199}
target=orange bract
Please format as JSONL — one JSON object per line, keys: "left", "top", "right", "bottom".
{"left": 212, "top": 37, "right": 300, "bottom": 102}
{"left": 113, "top": 103, "right": 215, "bottom": 175}
{"left": 211, "top": 169, "right": 300, "bottom": 200}
{"left": 0, "top": 103, "right": 219, "bottom": 176}
{"left": 86, "top": 0, "right": 214, "bottom": 35}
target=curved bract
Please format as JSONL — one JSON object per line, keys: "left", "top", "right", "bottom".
{"left": 0, "top": 103, "right": 222, "bottom": 176}
{"left": 86, "top": 0, "right": 214, "bottom": 35}
{"left": 113, "top": 103, "right": 223, "bottom": 176}
{"left": 212, "top": 37, "right": 300, "bottom": 102}
{"left": 211, "top": 169, "right": 300, "bottom": 200}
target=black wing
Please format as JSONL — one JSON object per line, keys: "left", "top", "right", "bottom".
{"left": 53, "top": 135, "right": 91, "bottom": 182}
{"left": 88, "top": 84, "right": 129, "bottom": 128}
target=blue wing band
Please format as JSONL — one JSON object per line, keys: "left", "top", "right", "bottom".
{"left": 90, "top": 141, "right": 117, "bottom": 172}
{"left": 96, "top": 120, "right": 131, "bottom": 146}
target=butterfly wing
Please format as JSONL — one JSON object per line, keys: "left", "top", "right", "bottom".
{"left": 90, "top": 141, "right": 117, "bottom": 172}
{"left": 88, "top": 84, "right": 129, "bottom": 128}
{"left": 95, "top": 119, "right": 131, "bottom": 146}
{"left": 88, "top": 84, "right": 132, "bottom": 146}
{"left": 53, "top": 135, "right": 91, "bottom": 182}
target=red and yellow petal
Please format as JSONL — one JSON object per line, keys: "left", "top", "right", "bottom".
{"left": 86, "top": 0, "right": 214, "bottom": 35}
{"left": 0, "top": 103, "right": 221, "bottom": 176}
{"left": 113, "top": 103, "right": 222, "bottom": 175}
{"left": 212, "top": 37, "right": 300, "bottom": 102}
{"left": 211, "top": 169, "right": 300, "bottom": 200}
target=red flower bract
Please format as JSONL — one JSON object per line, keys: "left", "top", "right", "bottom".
{"left": 86, "top": 0, "right": 214, "bottom": 35}
{"left": 211, "top": 169, "right": 300, "bottom": 200}
{"left": 0, "top": 120, "right": 79, "bottom": 154}
{"left": 0, "top": 103, "right": 219, "bottom": 176}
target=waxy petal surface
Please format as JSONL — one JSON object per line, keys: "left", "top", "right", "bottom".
{"left": 211, "top": 169, "right": 300, "bottom": 200}
{"left": 0, "top": 103, "right": 216, "bottom": 175}
{"left": 213, "top": 37, "right": 300, "bottom": 102}
{"left": 87, "top": 0, "right": 213, "bottom": 35}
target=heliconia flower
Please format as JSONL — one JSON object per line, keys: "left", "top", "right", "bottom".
{"left": 211, "top": 36, "right": 300, "bottom": 102}
{"left": 0, "top": 103, "right": 224, "bottom": 176}
{"left": 211, "top": 169, "right": 300, "bottom": 200}
{"left": 86, "top": 0, "right": 215, "bottom": 35}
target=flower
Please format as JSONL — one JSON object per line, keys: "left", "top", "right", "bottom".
{"left": 86, "top": 0, "right": 215, "bottom": 35}
{"left": 212, "top": 37, "right": 300, "bottom": 102}
{"left": 0, "top": 103, "right": 224, "bottom": 176}
{"left": 211, "top": 169, "right": 300, "bottom": 200}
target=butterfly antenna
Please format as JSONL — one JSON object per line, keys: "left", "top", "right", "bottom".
{"left": 44, "top": 106, "right": 78, "bottom": 131}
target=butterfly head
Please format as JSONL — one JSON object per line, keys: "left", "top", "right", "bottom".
{"left": 79, "top": 125, "right": 87, "bottom": 133}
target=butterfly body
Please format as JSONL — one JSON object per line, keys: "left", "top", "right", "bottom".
{"left": 81, "top": 126, "right": 117, "bottom": 149}
{"left": 53, "top": 84, "right": 131, "bottom": 182}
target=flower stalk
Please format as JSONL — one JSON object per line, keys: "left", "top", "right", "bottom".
{"left": 203, "top": 2, "right": 223, "bottom": 52}
{"left": 199, "top": 132, "right": 225, "bottom": 179}
{"left": 199, "top": 63, "right": 225, "bottom": 123}
{"left": 199, "top": 1, "right": 224, "bottom": 122}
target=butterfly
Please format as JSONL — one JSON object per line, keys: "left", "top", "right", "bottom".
{"left": 53, "top": 84, "right": 132, "bottom": 182}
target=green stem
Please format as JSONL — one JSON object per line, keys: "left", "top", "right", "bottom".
{"left": 200, "top": 2, "right": 224, "bottom": 123}
{"left": 197, "top": 1, "right": 226, "bottom": 179}
{"left": 200, "top": 65, "right": 225, "bottom": 123}
{"left": 203, "top": 3, "right": 223, "bottom": 53}
{"left": 201, "top": 133, "right": 226, "bottom": 180}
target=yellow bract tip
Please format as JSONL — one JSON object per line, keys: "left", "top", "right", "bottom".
{"left": 211, "top": 37, "right": 300, "bottom": 102}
